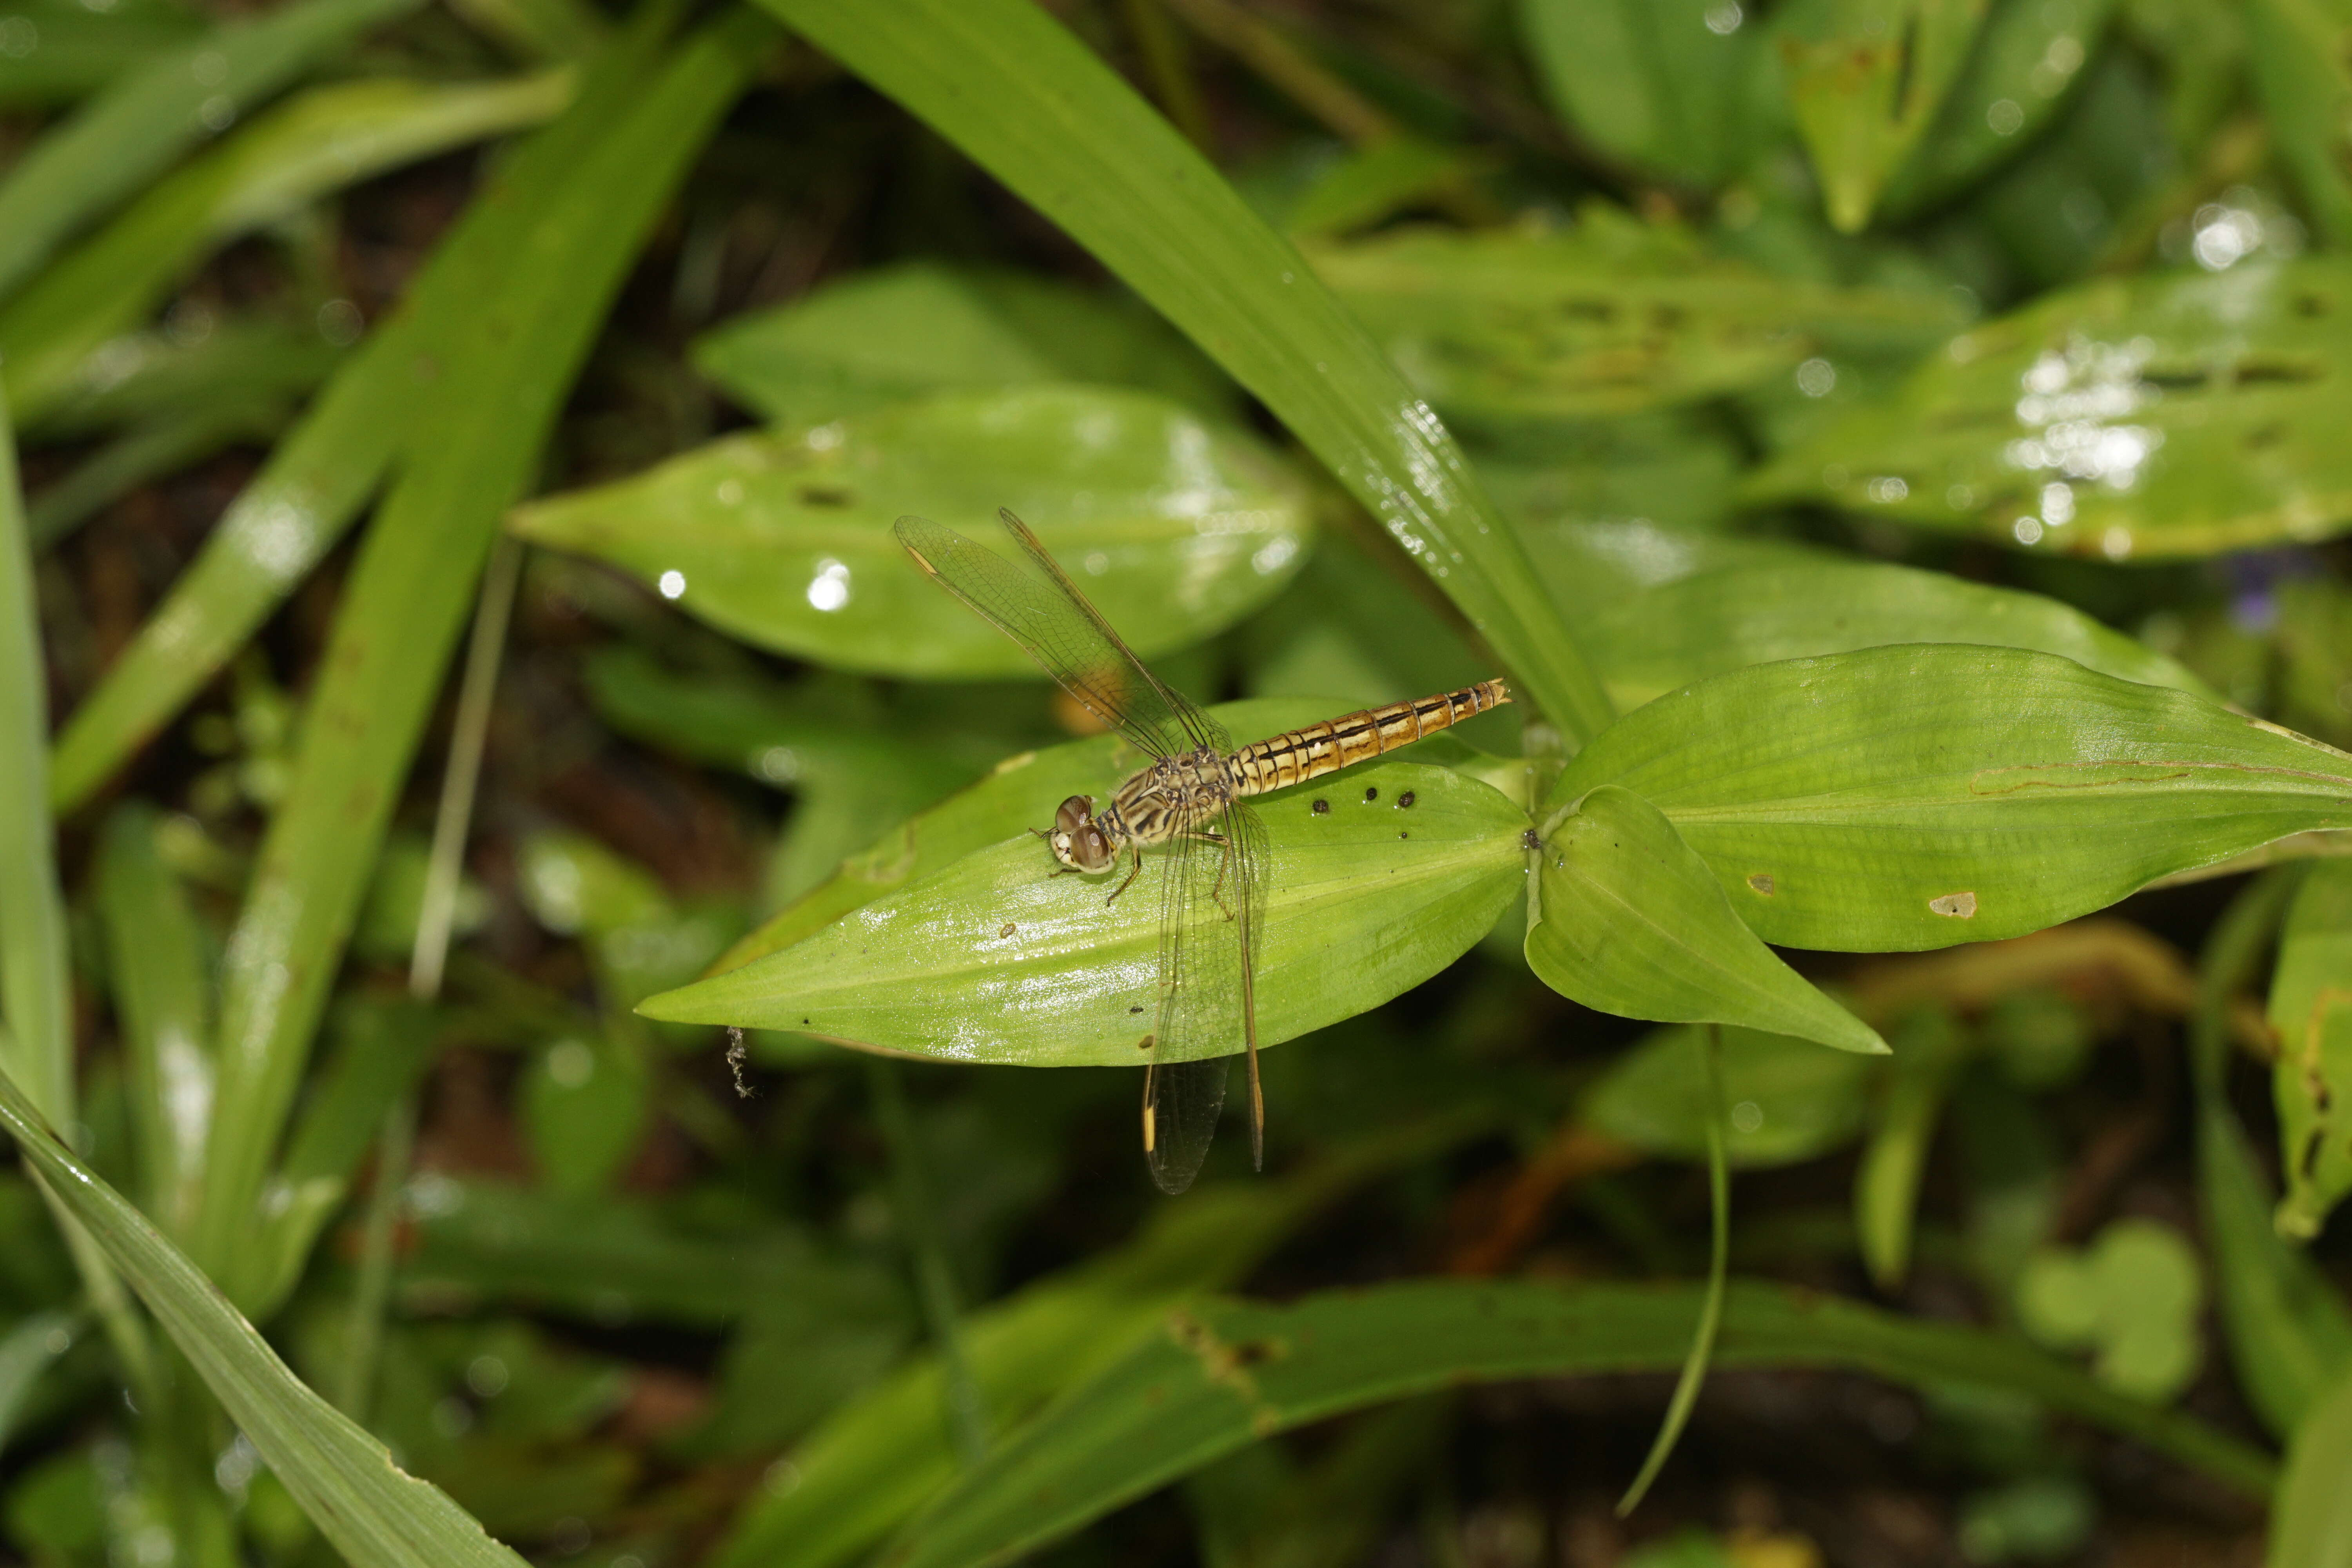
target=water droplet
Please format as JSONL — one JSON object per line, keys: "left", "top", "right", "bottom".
{"left": 657, "top": 569, "right": 686, "bottom": 599}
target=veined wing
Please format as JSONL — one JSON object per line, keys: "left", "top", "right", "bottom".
{"left": 894, "top": 511, "right": 1225, "bottom": 761}
{"left": 1143, "top": 798, "right": 1269, "bottom": 1193}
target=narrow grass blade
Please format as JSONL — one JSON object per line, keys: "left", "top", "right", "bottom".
{"left": 2192, "top": 869, "right": 2352, "bottom": 1438}
{"left": 710, "top": 1123, "right": 1478, "bottom": 1568}
{"left": 878, "top": 1278, "right": 2274, "bottom": 1568}
{"left": 0, "top": 69, "right": 574, "bottom": 422}
{"left": 2270, "top": 1370, "right": 2352, "bottom": 1568}
{"left": 0, "top": 386, "right": 71, "bottom": 1123}
{"left": 0, "top": 1309, "right": 78, "bottom": 1454}
{"left": 95, "top": 804, "right": 216, "bottom": 1241}
{"left": 1855, "top": 1010, "right": 1966, "bottom": 1288}
{"left": 28, "top": 396, "right": 285, "bottom": 549}
{"left": 1616, "top": 1024, "right": 1728, "bottom": 1514}
{"left": 189, "top": 9, "right": 768, "bottom": 1299}
{"left": 2268, "top": 862, "right": 2352, "bottom": 1237}
{"left": 0, "top": 382, "right": 159, "bottom": 1406}
{"left": 0, "top": 1056, "right": 529, "bottom": 1568}
{"left": 752, "top": 0, "right": 1616, "bottom": 742}
{"left": 0, "top": 0, "right": 421, "bottom": 301}
{"left": 47, "top": 29, "right": 667, "bottom": 810}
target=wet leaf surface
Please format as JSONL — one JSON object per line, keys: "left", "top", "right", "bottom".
{"left": 1747, "top": 259, "right": 2352, "bottom": 557}
{"left": 1307, "top": 219, "right": 1958, "bottom": 421}
{"left": 510, "top": 386, "right": 1312, "bottom": 678}
{"left": 643, "top": 760, "right": 1526, "bottom": 1066}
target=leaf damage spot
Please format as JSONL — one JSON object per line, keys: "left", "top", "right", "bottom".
{"left": 1397, "top": 790, "right": 1416, "bottom": 809}
{"left": 1747, "top": 873, "right": 1775, "bottom": 895}
{"left": 999, "top": 922, "right": 1016, "bottom": 938}
{"left": 1311, "top": 799, "right": 1328, "bottom": 815}
{"left": 1520, "top": 828, "right": 1541, "bottom": 851}
{"left": 1929, "top": 891, "right": 1978, "bottom": 918}
{"left": 1363, "top": 786, "right": 1379, "bottom": 803}
{"left": 1137, "top": 1033, "right": 1154, "bottom": 1051}
{"left": 1166, "top": 1309, "right": 1287, "bottom": 1435}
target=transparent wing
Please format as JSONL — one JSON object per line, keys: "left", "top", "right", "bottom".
{"left": 1143, "top": 799, "right": 1269, "bottom": 1194}
{"left": 894, "top": 511, "right": 1225, "bottom": 760}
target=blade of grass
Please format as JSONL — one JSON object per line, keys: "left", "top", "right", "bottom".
{"left": 341, "top": 535, "right": 521, "bottom": 1419}
{"left": 0, "top": 68, "right": 575, "bottom": 423}
{"left": 2191, "top": 868, "right": 2352, "bottom": 1438}
{"left": 28, "top": 396, "right": 287, "bottom": 549}
{"left": 0, "top": 1054, "right": 531, "bottom": 1568}
{"left": 879, "top": 1278, "right": 2275, "bottom": 1568}
{"left": 45, "top": 33, "right": 664, "bottom": 811}
{"left": 0, "top": 386, "right": 72, "bottom": 1123}
{"left": 754, "top": 0, "right": 1614, "bottom": 742}
{"left": 709, "top": 1116, "right": 1489, "bottom": 1568}
{"left": 188, "top": 7, "right": 771, "bottom": 1300}
{"left": 94, "top": 803, "right": 216, "bottom": 1241}
{"left": 869, "top": 1060, "right": 987, "bottom": 1465}
{"left": 0, "top": 0, "right": 422, "bottom": 301}
{"left": 0, "top": 376, "right": 161, "bottom": 1443}
{"left": 1615, "top": 1023, "right": 1728, "bottom": 1515}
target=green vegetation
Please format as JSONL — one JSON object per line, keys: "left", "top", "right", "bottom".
{"left": 5, "top": 0, "right": 2352, "bottom": 1561}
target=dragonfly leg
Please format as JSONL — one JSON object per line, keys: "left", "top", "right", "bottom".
{"left": 1105, "top": 842, "right": 1145, "bottom": 905}
{"left": 1180, "top": 831, "right": 1239, "bottom": 922}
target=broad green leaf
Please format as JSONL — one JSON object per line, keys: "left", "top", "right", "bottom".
{"left": 642, "top": 760, "right": 1526, "bottom": 1065}
{"left": 1547, "top": 644, "right": 2352, "bottom": 952}
{"left": 877, "top": 1278, "right": 2272, "bottom": 1568}
{"left": 1579, "top": 1024, "right": 1878, "bottom": 1168}
{"left": 0, "top": 0, "right": 203, "bottom": 108}
{"left": 2246, "top": 0, "right": 2352, "bottom": 248}
{"left": 2192, "top": 869, "right": 2352, "bottom": 1439}
{"left": 0, "top": 0, "right": 419, "bottom": 300}
{"left": 46, "top": 23, "right": 677, "bottom": 811}
{"left": 94, "top": 804, "right": 214, "bottom": 1241}
{"left": 1855, "top": 1009, "right": 1965, "bottom": 1287}
{"left": 1527, "top": 786, "right": 1885, "bottom": 1053}
{"left": 704, "top": 699, "right": 1350, "bottom": 978}
{"left": 188, "top": 12, "right": 766, "bottom": 1299}
{"left": 1744, "top": 259, "right": 2352, "bottom": 559}
{"left": 2270, "top": 1370, "right": 2352, "bottom": 1568}
{"left": 1586, "top": 559, "right": 2211, "bottom": 710}
{"left": 1304, "top": 220, "right": 1955, "bottom": 423}
{"left": 691, "top": 261, "right": 1230, "bottom": 427}
{"left": 1777, "top": 0, "right": 1993, "bottom": 232}
{"left": 509, "top": 386, "right": 1311, "bottom": 678}
{"left": 2270, "top": 861, "right": 2352, "bottom": 1238}
{"left": 0, "top": 68, "right": 573, "bottom": 422}
{"left": 751, "top": 0, "right": 1615, "bottom": 744}
{"left": 709, "top": 1129, "right": 1474, "bottom": 1568}
{"left": 1878, "top": 0, "right": 2117, "bottom": 218}
{"left": 0, "top": 1058, "right": 531, "bottom": 1568}
{"left": 1515, "top": 0, "right": 1776, "bottom": 187}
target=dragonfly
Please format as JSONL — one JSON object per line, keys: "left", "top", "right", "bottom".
{"left": 897, "top": 510, "right": 1510, "bottom": 1194}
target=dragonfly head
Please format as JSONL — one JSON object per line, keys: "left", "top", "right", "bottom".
{"left": 1048, "top": 795, "right": 1117, "bottom": 873}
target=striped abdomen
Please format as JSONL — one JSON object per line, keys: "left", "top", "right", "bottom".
{"left": 1226, "top": 679, "right": 1510, "bottom": 797}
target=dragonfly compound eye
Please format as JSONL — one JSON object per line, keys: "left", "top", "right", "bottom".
{"left": 1053, "top": 795, "right": 1094, "bottom": 834}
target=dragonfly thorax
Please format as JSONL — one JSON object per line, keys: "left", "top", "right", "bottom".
{"left": 1047, "top": 794, "right": 1120, "bottom": 873}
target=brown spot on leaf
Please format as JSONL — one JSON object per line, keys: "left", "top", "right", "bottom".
{"left": 1748, "top": 873, "right": 1775, "bottom": 895}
